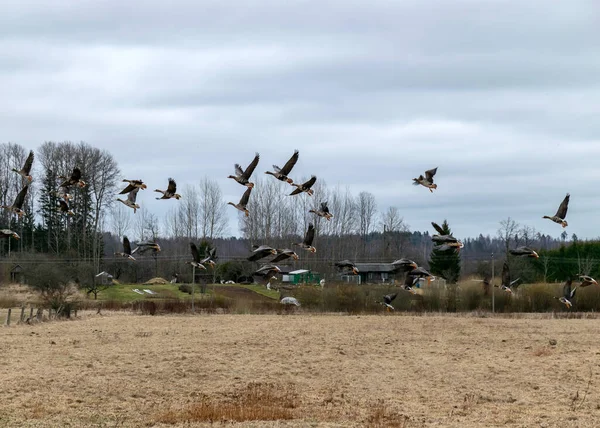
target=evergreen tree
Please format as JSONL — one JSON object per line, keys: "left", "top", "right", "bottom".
{"left": 428, "top": 219, "right": 461, "bottom": 283}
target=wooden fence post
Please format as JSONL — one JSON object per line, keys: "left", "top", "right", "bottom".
{"left": 5, "top": 308, "right": 11, "bottom": 326}
{"left": 29, "top": 307, "right": 33, "bottom": 319}
{"left": 36, "top": 308, "right": 42, "bottom": 321}
{"left": 20, "top": 306, "right": 25, "bottom": 323}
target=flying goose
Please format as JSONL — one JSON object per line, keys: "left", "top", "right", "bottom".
{"left": 120, "top": 179, "right": 147, "bottom": 194}
{"left": 555, "top": 279, "right": 576, "bottom": 308}
{"left": 294, "top": 223, "right": 316, "bottom": 253}
{"left": 431, "top": 221, "right": 463, "bottom": 250}
{"left": 335, "top": 260, "right": 359, "bottom": 275}
{"left": 200, "top": 247, "right": 217, "bottom": 268}
{"left": 309, "top": 201, "right": 333, "bottom": 220}
{"left": 115, "top": 236, "right": 135, "bottom": 260}
{"left": 495, "top": 261, "right": 521, "bottom": 294}
{"left": 188, "top": 242, "right": 208, "bottom": 270}
{"left": 578, "top": 275, "right": 598, "bottom": 288}
{"left": 404, "top": 266, "right": 435, "bottom": 293}
{"left": 117, "top": 187, "right": 140, "bottom": 213}
{"left": 391, "top": 258, "right": 418, "bottom": 271}
{"left": 57, "top": 199, "right": 74, "bottom": 216}
{"left": 155, "top": 178, "right": 181, "bottom": 200}
{"left": 509, "top": 247, "right": 539, "bottom": 258}
{"left": 247, "top": 244, "right": 277, "bottom": 262}
{"left": 290, "top": 176, "right": 316, "bottom": 196}
{"left": 0, "top": 229, "right": 19, "bottom": 240}
{"left": 59, "top": 167, "right": 86, "bottom": 188}
{"left": 228, "top": 186, "right": 252, "bottom": 217}
{"left": 254, "top": 264, "right": 282, "bottom": 278}
{"left": 132, "top": 240, "right": 161, "bottom": 255}
{"left": 271, "top": 249, "right": 299, "bottom": 263}
{"left": 265, "top": 150, "right": 298, "bottom": 184}
{"left": 229, "top": 153, "right": 260, "bottom": 188}
{"left": 2, "top": 185, "right": 29, "bottom": 218}
{"left": 543, "top": 193, "right": 569, "bottom": 228}
{"left": 12, "top": 150, "right": 34, "bottom": 182}
{"left": 413, "top": 167, "right": 438, "bottom": 192}
{"left": 55, "top": 186, "right": 71, "bottom": 202}
{"left": 381, "top": 293, "right": 398, "bottom": 311}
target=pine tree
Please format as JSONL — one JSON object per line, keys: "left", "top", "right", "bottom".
{"left": 428, "top": 219, "right": 461, "bottom": 283}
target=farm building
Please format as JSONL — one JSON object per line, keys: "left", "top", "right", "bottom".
{"left": 10, "top": 264, "right": 24, "bottom": 284}
{"left": 348, "top": 263, "right": 407, "bottom": 284}
{"left": 284, "top": 269, "right": 321, "bottom": 285}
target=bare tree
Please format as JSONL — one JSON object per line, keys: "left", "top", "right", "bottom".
{"left": 199, "top": 177, "right": 229, "bottom": 239}
{"left": 110, "top": 204, "right": 132, "bottom": 238}
{"left": 380, "top": 206, "right": 407, "bottom": 233}
{"left": 498, "top": 217, "right": 519, "bottom": 257}
{"left": 179, "top": 185, "right": 200, "bottom": 239}
{"left": 163, "top": 206, "right": 183, "bottom": 238}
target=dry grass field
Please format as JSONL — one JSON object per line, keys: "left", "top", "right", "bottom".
{"left": 1, "top": 313, "right": 599, "bottom": 427}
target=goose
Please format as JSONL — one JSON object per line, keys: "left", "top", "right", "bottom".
{"left": 381, "top": 293, "right": 398, "bottom": 311}
{"left": 555, "top": 279, "right": 576, "bottom": 308}
{"left": 290, "top": 176, "right": 316, "bottom": 196}
{"left": 2, "top": 185, "right": 29, "bottom": 218}
{"left": 578, "top": 275, "right": 598, "bottom": 288}
{"left": 57, "top": 199, "right": 74, "bottom": 216}
{"left": 188, "top": 242, "right": 208, "bottom": 270}
{"left": 12, "top": 150, "right": 34, "bottom": 182}
{"left": 271, "top": 249, "right": 299, "bottom": 263}
{"left": 265, "top": 150, "right": 298, "bottom": 185}
{"left": 280, "top": 296, "right": 301, "bottom": 306}
{"left": 391, "top": 259, "right": 418, "bottom": 271}
{"left": 404, "top": 266, "right": 435, "bottom": 292}
{"left": 228, "top": 186, "right": 252, "bottom": 217}
{"left": 0, "top": 229, "right": 19, "bottom": 240}
{"left": 117, "top": 187, "right": 140, "bottom": 213}
{"left": 155, "top": 178, "right": 181, "bottom": 200}
{"left": 228, "top": 153, "right": 259, "bottom": 188}
{"left": 413, "top": 167, "right": 438, "bottom": 192}
{"left": 543, "top": 193, "right": 569, "bottom": 228}
{"left": 55, "top": 186, "right": 71, "bottom": 202}
{"left": 200, "top": 247, "right": 217, "bottom": 268}
{"left": 254, "top": 264, "right": 281, "bottom": 278}
{"left": 59, "top": 167, "right": 86, "bottom": 188}
{"left": 247, "top": 245, "right": 277, "bottom": 262}
{"left": 309, "top": 201, "right": 333, "bottom": 220}
{"left": 132, "top": 240, "right": 161, "bottom": 255}
{"left": 431, "top": 221, "right": 463, "bottom": 250}
{"left": 115, "top": 236, "right": 135, "bottom": 260}
{"left": 294, "top": 223, "right": 316, "bottom": 253}
{"left": 495, "top": 261, "right": 521, "bottom": 294}
{"left": 119, "top": 179, "right": 147, "bottom": 194}
{"left": 335, "top": 260, "right": 359, "bottom": 275}
{"left": 509, "top": 247, "right": 539, "bottom": 258}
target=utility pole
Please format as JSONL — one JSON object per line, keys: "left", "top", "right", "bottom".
{"left": 191, "top": 265, "right": 196, "bottom": 313}
{"left": 491, "top": 252, "right": 495, "bottom": 314}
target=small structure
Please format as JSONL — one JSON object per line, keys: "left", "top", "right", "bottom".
{"left": 95, "top": 271, "right": 114, "bottom": 286}
{"left": 352, "top": 263, "right": 405, "bottom": 284}
{"left": 10, "top": 264, "right": 24, "bottom": 284}
{"left": 286, "top": 269, "right": 321, "bottom": 285}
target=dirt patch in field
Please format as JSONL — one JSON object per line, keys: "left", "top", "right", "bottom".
{"left": 1, "top": 313, "right": 599, "bottom": 427}
{"left": 213, "top": 285, "right": 273, "bottom": 302}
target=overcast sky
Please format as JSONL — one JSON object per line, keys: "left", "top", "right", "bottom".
{"left": 2, "top": 0, "right": 600, "bottom": 240}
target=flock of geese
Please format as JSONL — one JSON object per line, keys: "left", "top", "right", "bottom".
{"left": 0, "top": 149, "right": 594, "bottom": 310}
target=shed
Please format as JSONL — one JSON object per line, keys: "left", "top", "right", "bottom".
{"left": 353, "top": 263, "right": 404, "bottom": 284}
{"left": 10, "top": 264, "right": 24, "bottom": 284}
{"left": 95, "top": 271, "right": 114, "bottom": 285}
{"left": 288, "top": 269, "right": 321, "bottom": 285}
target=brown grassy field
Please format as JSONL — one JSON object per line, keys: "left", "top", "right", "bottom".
{"left": 1, "top": 313, "right": 599, "bottom": 427}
